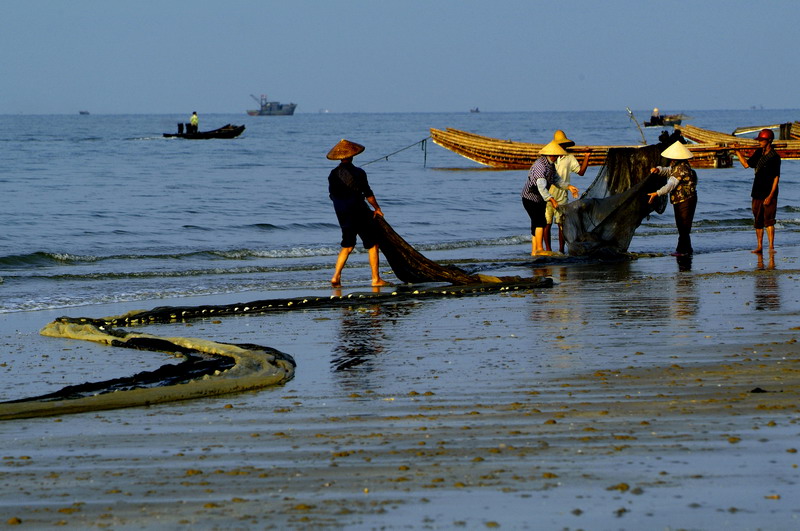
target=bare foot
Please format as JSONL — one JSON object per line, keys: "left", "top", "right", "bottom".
{"left": 331, "top": 279, "right": 342, "bottom": 288}
{"left": 751, "top": 248, "right": 763, "bottom": 254}
{"left": 372, "top": 279, "right": 393, "bottom": 287}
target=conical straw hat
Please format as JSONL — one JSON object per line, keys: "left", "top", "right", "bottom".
{"left": 326, "top": 139, "right": 365, "bottom": 160}
{"left": 660, "top": 140, "right": 693, "bottom": 160}
{"left": 552, "top": 130, "right": 575, "bottom": 148}
{"left": 539, "top": 140, "right": 568, "bottom": 157}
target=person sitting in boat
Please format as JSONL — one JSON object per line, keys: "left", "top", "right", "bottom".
{"left": 545, "top": 130, "right": 588, "bottom": 254}
{"left": 190, "top": 112, "right": 199, "bottom": 133}
{"left": 646, "top": 108, "right": 664, "bottom": 127}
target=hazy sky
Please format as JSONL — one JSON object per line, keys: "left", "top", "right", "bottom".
{"left": 2, "top": 0, "right": 797, "bottom": 114}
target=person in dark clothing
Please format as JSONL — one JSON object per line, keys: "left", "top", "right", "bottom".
{"left": 735, "top": 129, "right": 781, "bottom": 253}
{"left": 327, "top": 139, "right": 391, "bottom": 287}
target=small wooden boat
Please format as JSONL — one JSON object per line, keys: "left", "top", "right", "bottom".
{"left": 675, "top": 124, "right": 800, "bottom": 160}
{"left": 430, "top": 127, "right": 735, "bottom": 169}
{"left": 163, "top": 123, "right": 245, "bottom": 140}
{"left": 643, "top": 114, "right": 686, "bottom": 127}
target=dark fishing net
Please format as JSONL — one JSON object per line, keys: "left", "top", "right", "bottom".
{"left": 561, "top": 144, "right": 670, "bottom": 257}
{"left": 373, "top": 216, "right": 529, "bottom": 284}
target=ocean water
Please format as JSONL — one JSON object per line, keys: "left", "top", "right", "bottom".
{"left": 1, "top": 109, "right": 798, "bottom": 313}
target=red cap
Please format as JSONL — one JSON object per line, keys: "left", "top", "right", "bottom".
{"left": 756, "top": 129, "right": 774, "bottom": 141}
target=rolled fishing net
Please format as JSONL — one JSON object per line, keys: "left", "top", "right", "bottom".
{"left": 561, "top": 144, "right": 669, "bottom": 257}
{"left": 0, "top": 221, "right": 552, "bottom": 420}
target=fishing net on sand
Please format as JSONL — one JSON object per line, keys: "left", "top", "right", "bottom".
{"left": 0, "top": 183, "right": 553, "bottom": 420}
{"left": 561, "top": 144, "right": 670, "bottom": 257}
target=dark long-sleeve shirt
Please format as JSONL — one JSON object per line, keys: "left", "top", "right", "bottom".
{"left": 328, "top": 162, "right": 374, "bottom": 201}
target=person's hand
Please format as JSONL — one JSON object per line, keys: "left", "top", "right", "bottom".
{"left": 650, "top": 167, "right": 658, "bottom": 173}
{"left": 568, "top": 185, "right": 579, "bottom": 199}
{"left": 373, "top": 208, "right": 384, "bottom": 218}
{"left": 764, "top": 196, "right": 772, "bottom": 206}
{"left": 549, "top": 198, "right": 559, "bottom": 209}
{"left": 647, "top": 192, "right": 658, "bottom": 204}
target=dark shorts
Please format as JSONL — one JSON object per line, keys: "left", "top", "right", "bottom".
{"left": 522, "top": 197, "right": 547, "bottom": 232}
{"left": 332, "top": 198, "right": 378, "bottom": 249}
{"left": 752, "top": 197, "right": 777, "bottom": 229}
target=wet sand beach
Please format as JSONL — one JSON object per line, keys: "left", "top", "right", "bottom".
{"left": 2, "top": 246, "right": 799, "bottom": 529}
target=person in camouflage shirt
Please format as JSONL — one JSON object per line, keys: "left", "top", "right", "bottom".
{"left": 647, "top": 140, "right": 698, "bottom": 256}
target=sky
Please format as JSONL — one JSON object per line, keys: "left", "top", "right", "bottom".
{"left": 2, "top": 0, "right": 798, "bottom": 114}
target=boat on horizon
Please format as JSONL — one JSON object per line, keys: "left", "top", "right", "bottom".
{"left": 247, "top": 94, "right": 297, "bottom": 116}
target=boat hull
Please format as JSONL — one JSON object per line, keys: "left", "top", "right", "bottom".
{"left": 676, "top": 124, "right": 800, "bottom": 161}
{"left": 247, "top": 102, "right": 297, "bottom": 116}
{"left": 163, "top": 124, "right": 245, "bottom": 140}
{"left": 430, "top": 127, "right": 736, "bottom": 169}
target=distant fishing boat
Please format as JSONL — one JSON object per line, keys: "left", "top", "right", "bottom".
{"left": 247, "top": 94, "right": 297, "bottom": 116}
{"left": 163, "top": 123, "right": 245, "bottom": 140}
{"left": 643, "top": 113, "right": 687, "bottom": 127}
{"left": 79, "top": 110, "right": 90, "bottom": 115}
{"left": 470, "top": 107, "right": 480, "bottom": 113}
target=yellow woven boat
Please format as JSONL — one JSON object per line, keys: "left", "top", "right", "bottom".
{"left": 731, "top": 121, "right": 800, "bottom": 140}
{"left": 430, "top": 127, "right": 736, "bottom": 169}
{"left": 676, "top": 124, "right": 800, "bottom": 161}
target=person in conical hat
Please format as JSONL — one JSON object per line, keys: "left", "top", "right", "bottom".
{"left": 521, "top": 140, "right": 580, "bottom": 256}
{"left": 647, "top": 107, "right": 663, "bottom": 126}
{"left": 545, "top": 130, "right": 589, "bottom": 253}
{"left": 327, "top": 139, "right": 391, "bottom": 287}
{"left": 647, "top": 140, "right": 698, "bottom": 256}
{"left": 326, "top": 139, "right": 366, "bottom": 160}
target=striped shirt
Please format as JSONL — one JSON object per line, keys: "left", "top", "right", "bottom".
{"left": 521, "top": 156, "right": 566, "bottom": 203}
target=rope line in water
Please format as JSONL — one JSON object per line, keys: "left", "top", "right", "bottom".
{"left": 362, "top": 137, "right": 429, "bottom": 167}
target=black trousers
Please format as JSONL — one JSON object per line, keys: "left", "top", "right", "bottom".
{"left": 673, "top": 195, "right": 697, "bottom": 255}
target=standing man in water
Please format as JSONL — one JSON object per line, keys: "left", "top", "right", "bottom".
{"left": 735, "top": 129, "right": 781, "bottom": 253}
{"left": 327, "top": 139, "right": 391, "bottom": 288}
{"left": 190, "top": 111, "right": 199, "bottom": 133}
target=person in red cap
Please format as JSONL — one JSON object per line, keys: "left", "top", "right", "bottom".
{"left": 326, "top": 139, "right": 391, "bottom": 287}
{"left": 735, "top": 129, "right": 781, "bottom": 253}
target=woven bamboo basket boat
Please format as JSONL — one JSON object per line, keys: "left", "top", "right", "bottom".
{"left": 731, "top": 121, "right": 800, "bottom": 140}
{"left": 676, "top": 124, "right": 800, "bottom": 161}
{"left": 430, "top": 127, "right": 736, "bottom": 169}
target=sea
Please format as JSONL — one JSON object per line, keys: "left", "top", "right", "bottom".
{"left": 1, "top": 109, "right": 798, "bottom": 314}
